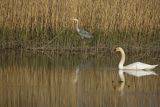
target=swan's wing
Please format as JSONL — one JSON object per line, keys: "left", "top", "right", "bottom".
{"left": 124, "top": 62, "right": 158, "bottom": 70}
{"left": 124, "top": 70, "right": 157, "bottom": 77}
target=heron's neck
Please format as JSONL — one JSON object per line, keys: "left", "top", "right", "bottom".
{"left": 119, "top": 50, "right": 125, "bottom": 69}
{"left": 75, "top": 21, "right": 80, "bottom": 32}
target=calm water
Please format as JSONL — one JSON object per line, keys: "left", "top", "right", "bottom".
{"left": 0, "top": 50, "right": 159, "bottom": 107}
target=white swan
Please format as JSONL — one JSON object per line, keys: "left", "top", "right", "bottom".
{"left": 114, "top": 47, "right": 158, "bottom": 70}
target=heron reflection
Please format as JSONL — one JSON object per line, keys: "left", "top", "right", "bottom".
{"left": 74, "top": 61, "right": 92, "bottom": 83}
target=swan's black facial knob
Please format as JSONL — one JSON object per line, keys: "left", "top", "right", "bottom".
{"left": 113, "top": 48, "right": 117, "bottom": 52}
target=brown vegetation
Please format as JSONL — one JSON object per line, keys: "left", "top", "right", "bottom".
{"left": 0, "top": 0, "right": 159, "bottom": 49}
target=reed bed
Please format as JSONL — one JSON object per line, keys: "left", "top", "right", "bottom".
{"left": 0, "top": 0, "right": 160, "bottom": 50}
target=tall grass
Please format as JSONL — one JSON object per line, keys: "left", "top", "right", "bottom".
{"left": 0, "top": 0, "right": 159, "bottom": 50}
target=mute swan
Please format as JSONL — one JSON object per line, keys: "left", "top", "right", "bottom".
{"left": 114, "top": 47, "right": 158, "bottom": 70}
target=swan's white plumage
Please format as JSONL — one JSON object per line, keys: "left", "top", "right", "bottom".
{"left": 123, "top": 62, "right": 158, "bottom": 70}
{"left": 114, "top": 47, "right": 158, "bottom": 70}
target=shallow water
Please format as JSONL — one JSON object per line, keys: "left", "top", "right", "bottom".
{"left": 0, "top": 51, "right": 159, "bottom": 107}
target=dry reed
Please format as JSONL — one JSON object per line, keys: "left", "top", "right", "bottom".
{"left": 0, "top": 0, "right": 159, "bottom": 49}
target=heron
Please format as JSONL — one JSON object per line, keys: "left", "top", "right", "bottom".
{"left": 71, "top": 18, "right": 92, "bottom": 39}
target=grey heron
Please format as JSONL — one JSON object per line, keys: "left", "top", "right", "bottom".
{"left": 71, "top": 18, "right": 93, "bottom": 39}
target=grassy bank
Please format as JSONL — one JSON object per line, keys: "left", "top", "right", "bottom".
{"left": 0, "top": 0, "right": 160, "bottom": 50}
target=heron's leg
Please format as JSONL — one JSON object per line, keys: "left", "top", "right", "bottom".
{"left": 82, "top": 39, "right": 86, "bottom": 50}
{"left": 81, "top": 37, "right": 84, "bottom": 39}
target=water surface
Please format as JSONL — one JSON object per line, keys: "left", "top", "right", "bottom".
{"left": 0, "top": 50, "right": 159, "bottom": 107}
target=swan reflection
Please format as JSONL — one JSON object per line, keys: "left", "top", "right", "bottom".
{"left": 119, "top": 69, "right": 157, "bottom": 82}
{"left": 117, "top": 69, "right": 157, "bottom": 96}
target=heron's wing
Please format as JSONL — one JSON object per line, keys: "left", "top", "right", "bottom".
{"left": 78, "top": 29, "right": 92, "bottom": 38}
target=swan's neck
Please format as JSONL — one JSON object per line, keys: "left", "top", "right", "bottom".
{"left": 119, "top": 49, "right": 125, "bottom": 69}
{"left": 75, "top": 21, "right": 80, "bottom": 32}
{"left": 119, "top": 70, "right": 125, "bottom": 82}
